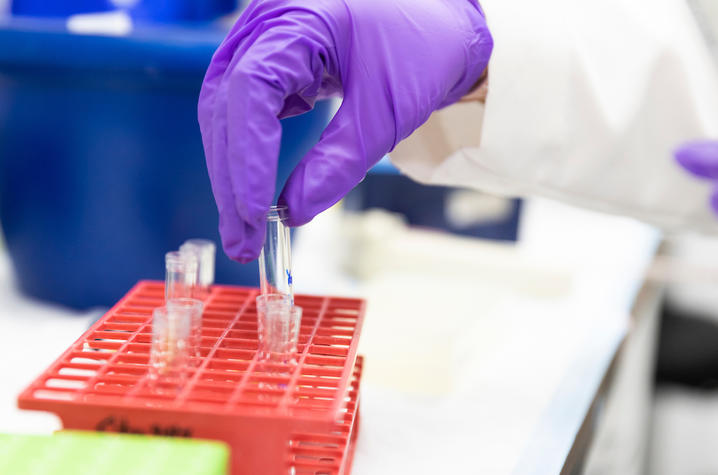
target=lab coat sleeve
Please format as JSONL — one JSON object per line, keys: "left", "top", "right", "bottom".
{"left": 389, "top": 0, "right": 718, "bottom": 233}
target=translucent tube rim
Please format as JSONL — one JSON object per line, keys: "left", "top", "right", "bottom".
{"left": 266, "top": 205, "right": 289, "bottom": 223}
{"left": 166, "top": 297, "right": 204, "bottom": 312}
{"left": 181, "top": 239, "right": 216, "bottom": 250}
{"left": 256, "top": 292, "right": 292, "bottom": 311}
{"left": 165, "top": 250, "right": 198, "bottom": 269}
{"left": 152, "top": 305, "right": 191, "bottom": 334}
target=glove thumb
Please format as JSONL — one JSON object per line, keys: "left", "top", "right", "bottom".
{"left": 279, "top": 98, "right": 390, "bottom": 226}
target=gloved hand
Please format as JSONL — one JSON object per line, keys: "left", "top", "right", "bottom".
{"left": 198, "top": 0, "right": 493, "bottom": 262}
{"left": 675, "top": 140, "right": 718, "bottom": 213}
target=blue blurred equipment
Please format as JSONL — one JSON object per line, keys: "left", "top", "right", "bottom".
{"left": 345, "top": 174, "right": 521, "bottom": 241}
{"left": 0, "top": 17, "right": 330, "bottom": 309}
{"left": 11, "top": 0, "right": 114, "bottom": 17}
{"left": 129, "top": 0, "right": 238, "bottom": 23}
{"left": 12, "top": 0, "right": 238, "bottom": 23}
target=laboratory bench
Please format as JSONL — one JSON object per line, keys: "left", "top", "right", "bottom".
{"left": 0, "top": 198, "right": 663, "bottom": 474}
{"left": 0, "top": 4, "right": 675, "bottom": 473}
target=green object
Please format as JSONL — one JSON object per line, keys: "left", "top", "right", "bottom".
{"left": 0, "top": 431, "right": 228, "bottom": 475}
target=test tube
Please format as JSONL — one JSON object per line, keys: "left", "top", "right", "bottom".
{"left": 167, "top": 298, "right": 204, "bottom": 366}
{"left": 256, "top": 294, "right": 301, "bottom": 365}
{"left": 258, "top": 206, "right": 293, "bottom": 303}
{"left": 287, "top": 305, "right": 302, "bottom": 364}
{"left": 165, "top": 250, "right": 198, "bottom": 301}
{"left": 179, "top": 239, "right": 216, "bottom": 299}
{"left": 150, "top": 305, "right": 191, "bottom": 392}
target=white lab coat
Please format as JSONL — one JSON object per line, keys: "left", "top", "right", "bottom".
{"left": 391, "top": 0, "right": 718, "bottom": 233}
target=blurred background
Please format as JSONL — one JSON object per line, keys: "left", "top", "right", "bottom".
{"left": 0, "top": 1, "right": 717, "bottom": 474}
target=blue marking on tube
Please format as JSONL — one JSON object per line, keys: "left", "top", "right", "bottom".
{"left": 286, "top": 269, "right": 293, "bottom": 285}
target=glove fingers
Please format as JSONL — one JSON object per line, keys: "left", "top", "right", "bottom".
{"left": 199, "top": 41, "right": 248, "bottom": 262}
{"left": 208, "top": 58, "right": 286, "bottom": 263}
{"left": 198, "top": 38, "right": 233, "bottom": 190}
{"left": 675, "top": 140, "right": 718, "bottom": 179}
{"left": 198, "top": 10, "right": 261, "bottom": 263}
{"left": 209, "top": 23, "right": 328, "bottom": 263}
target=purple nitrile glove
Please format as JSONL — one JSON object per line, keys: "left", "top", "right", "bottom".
{"left": 198, "top": 0, "right": 493, "bottom": 263}
{"left": 676, "top": 140, "right": 718, "bottom": 214}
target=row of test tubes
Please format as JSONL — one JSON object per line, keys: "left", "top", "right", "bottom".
{"left": 149, "top": 206, "right": 303, "bottom": 391}
{"left": 150, "top": 239, "right": 216, "bottom": 390}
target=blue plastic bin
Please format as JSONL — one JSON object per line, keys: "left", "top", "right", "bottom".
{"left": 0, "top": 18, "right": 331, "bottom": 309}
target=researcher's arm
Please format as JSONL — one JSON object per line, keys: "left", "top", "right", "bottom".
{"left": 198, "top": 0, "right": 492, "bottom": 262}
{"left": 392, "top": 0, "right": 718, "bottom": 232}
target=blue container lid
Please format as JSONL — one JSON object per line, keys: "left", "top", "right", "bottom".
{"left": 12, "top": 0, "right": 238, "bottom": 23}
{"left": 0, "top": 16, "right": 225, "bottom": 75}
{"left": 11, "top": 0, "right": 114, "bottom": 17}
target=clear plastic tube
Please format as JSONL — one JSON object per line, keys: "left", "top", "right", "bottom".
{"left": 258, "top": 206, "right": 293, "bottom": 303}
{"left": 256, "top": 294, "right": 301, "bottom": 365}
{"left": 286, "top": 305, "right": 302, "bottom": 365}
{"left": 150, "top": 305, "right": 191, "bottom": 392}
{"left": 165, "top": 250, "right": 198, "bottom": 301}
{"left": 166, "top": 298, "right": 204, "bottom": 366}
{"left": 179, "top": 239, "right": 216, "bottom": 299}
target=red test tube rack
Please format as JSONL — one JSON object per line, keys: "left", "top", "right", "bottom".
{"left": 18, "top": 281, "right": 365, "bottom": 475}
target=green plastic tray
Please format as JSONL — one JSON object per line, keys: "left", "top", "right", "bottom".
{"left": 0, "top": 431, "right": 228, "bottom": 475}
